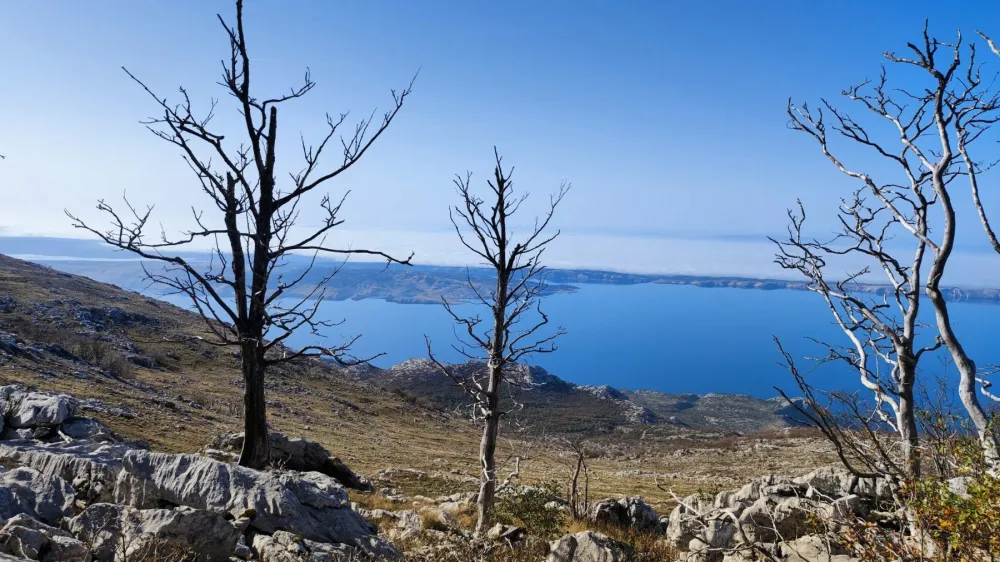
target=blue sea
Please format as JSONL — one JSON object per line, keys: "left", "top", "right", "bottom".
{"left": 266, "top": 283, "right": 1000, "bottom": 398}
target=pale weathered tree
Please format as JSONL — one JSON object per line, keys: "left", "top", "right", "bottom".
{"left": 427, "top": 149, "right": 568, "bottom": 536}
{"left": 772, "top": 194, "right": 936, "bottom": 479}
{"left": 66, "top": 0, "right": 414, "bottom": 469}
{"left": 779, "top": 26, "right": 1000, "bottom": 468}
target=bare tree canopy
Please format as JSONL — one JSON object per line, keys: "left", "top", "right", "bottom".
{"left": 65, "top": 0, "right": 414, "bottom": 469}
{"left": 777, "top": 24, "right": 1000, "bottom": 474}
{"left": 427, "top": 148, "right": 569, "bottom": 536}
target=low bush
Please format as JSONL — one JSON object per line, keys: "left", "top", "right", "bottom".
{"left": 831, "top": 430, "right": 1000, "bottom": 561}
{"left": 494, "top": 481, "right": 566, "bottom": 539}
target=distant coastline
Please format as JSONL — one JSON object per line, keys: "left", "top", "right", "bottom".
{"left": 543, "top": 268, "right": 1000, "bottom": 305}
{"left": 11, "top": 252, "right": 1000, "bottom": 306}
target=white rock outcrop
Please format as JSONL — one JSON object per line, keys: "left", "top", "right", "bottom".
{"left": 0, "top": 467, "right": 75, "bottom": 525}
{"left": 547, "top": 531, "right": 631, "bottom": 562}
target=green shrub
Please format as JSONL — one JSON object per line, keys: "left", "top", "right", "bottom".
{"left": 494, "top": 481, "right": 566, "bottom": 539}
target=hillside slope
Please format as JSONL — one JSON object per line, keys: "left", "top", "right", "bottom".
{"left": 0, "top": 253, "right": 834, "bottom": 509}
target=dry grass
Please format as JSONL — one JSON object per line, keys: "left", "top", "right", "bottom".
{"left": 352, "top": 491, "right": 408, "bottom": 513}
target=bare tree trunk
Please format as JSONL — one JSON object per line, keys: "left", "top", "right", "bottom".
{"left": 896, "top": 360, "right": 920, "bottom": 479}
{"left": 239, "top": 340, "right": 269, "bottom": 469}
{"left": 570, "top": 455, "right": 583, "bottom": 520}
{"left": 476, "top": 360, "right": 502, "bottom": 536}
{"left": 927, "top": 287, "right": 999, "bottom": 464}
{"left": 927, "top": 170, "right": 1000, "bottom": 465}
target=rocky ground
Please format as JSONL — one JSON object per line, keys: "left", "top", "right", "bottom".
{"left": 0, "top": 384, "right": 870, "bottom": 561}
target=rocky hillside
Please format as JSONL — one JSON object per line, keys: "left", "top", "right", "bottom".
{"left": 353, "top": 359, "right": 804, "bottom": 435}
{"left": 0, "top": 384, "right": 860, "bottom": 562}
{"left": 0, "top": 252, "right": 836, "bottom": 512}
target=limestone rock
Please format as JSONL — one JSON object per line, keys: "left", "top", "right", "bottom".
{"left": 359, "top": 508, "right": 423, "bottom": 542}
{"left": 591, "top": 496, "right": 660, "bottom": 533}
{"left": 486, "top": 523, "right": 527, "bottom": 543}
{"left": 0, "top": 440, "right": 137, "bottom": 504}
{"left": 947, "top": 476, "right": 970, "bottom": 499}
{"left": 207, "top": 432, "right": 373, "bottom": 491}
{"left": 69, "top": 503, "right": 242, "bottom": 562}
{"left": 780, "top": 535, "right": 857, "bottom": 562}
{"left": 3, "top": 389, "right": 78, "bottom": 429}
{"left": 793, "top": 467, "right": 890, "bottom": 501}
{"left": 59, "top": 417, "right": 117, "bottom": 442}
{"left": 0, "top": 467, "right": 75, "bottom": 525}
{"left": 737, "top": 496, "right": 824, "bottom": 544}
{"left": 114, "top": 450, "right": 401, "bottom": 559}
{"left": 0, "top": 514, "right": 90, "bottom": 562}
{"left": 67, "top": 503, "right": 124, "bottom": 562}
{"left": 253, "top": 530, "right": 357, "bottom": 562}
{"left": 1, "top": 427, "right": 43, "bottom": 441}
{"left": 547, "top": 531, "right": 631, "bottom": 562}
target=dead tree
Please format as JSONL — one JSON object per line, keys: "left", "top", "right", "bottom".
{"left": 65, "top": 0, "right": 413, "bottom": 469}
{"left": 781, "top": 26, "right": 1000, "bottom": 467}
{"left": 426, "top": 149, "right": 568, "bottom": 536}
{"left": 775, "top": 340, "right": 916, "bottom": 503}
{"left": 565, "top": 437, "right": 590, "bottom": 520}
{"left": 771, "top": 192, "right": 937, "bottom": 479}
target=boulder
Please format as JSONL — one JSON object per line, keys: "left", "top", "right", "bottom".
{"left": 1, "top": 427, "right": 45, "bottom": 441}
{"left": 66, "top": 503, "right": 123, "bottom": 561}
{"left": 3, "top": 389, "right": 78, "bottom": 429}
{"left": 253, "top": 531, "right": 356, "bottom": 562}
{"left": 69, "top": 503, "right": 242, "bottom": 562}
{"left": 947, "top": 476, "right": 971, "bottom": 499}
{"left": 0, "top": 440, "right": 137, "bottom": 504}
{"left": 113, "top": 450, "right": 401, "bottom": 559}
{"left": 0, "top": 467, "right": 75, "bottom": 525}
{"left": 780, "top": 535, "right": 857, "bottom": 562}
{"left": 207, "top": 432, "right": 373, "bottom": 491}
{"left": 486, "top": 523, "right": 527, "bottom": 543}
{"left": 0, "top": 514, "right": 90, "bottom": 562}
{"left": 547, "top": 531, "right": 631, "bottom": 562}
{"left": 591, "top": 497, "right": 660, "bottom": 533}
{"left": 793, "top": 467, "right": 890, "bottom": 501}
{"left": 59, "top": 417, "right": 118, "bottom": 442}
{"left": 737, "top": 496, "right": 824, "bottom": 544}
{"left": 358, "top": 508, "right": 423, "bottom": 542}
{"left": 664, "top": 493, "right": 726, "bottom": 549}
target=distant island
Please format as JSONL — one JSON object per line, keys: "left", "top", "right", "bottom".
{"left": 15, "top": 256, "right": 1000, "bottom": 306}
{"left": 3, "top": 236, "right": 1000, "bottom": 305}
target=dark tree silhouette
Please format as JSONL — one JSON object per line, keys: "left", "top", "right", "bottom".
{"left": 427, "top": 149, "right": 568, "bottom": 536}
{"left": 66, "top": 0, "right": 414, "bottom": 469}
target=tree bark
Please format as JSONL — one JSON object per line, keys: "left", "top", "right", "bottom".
{"left": 927, "top": 287, "right": 1000, "bottom": 464}
{"left": 238, "top": 340, "right": 269, "bottom": 469}
{"left": 896, "top": 364, "right": 920, "bottom": 480}
{"left": 570, "top": 453, "right": 583, "bottom": 519}
{"left": 927, "top": 167, "right": 1000, "bottom": 466}
{"left": 475, "top": 360, "right": 502, "bottom": 537}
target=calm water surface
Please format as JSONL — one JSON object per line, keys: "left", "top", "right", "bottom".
{"left": 260, "top": 283, "right": 1000, "bottom": 398}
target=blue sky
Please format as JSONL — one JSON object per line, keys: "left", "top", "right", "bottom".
{"left": 4, "top": 1, "right": 1000, "bottom": 279}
